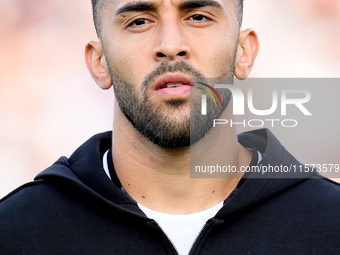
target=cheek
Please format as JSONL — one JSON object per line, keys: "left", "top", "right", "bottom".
{"left": 213, "top": 41, "right": 238, "bottom": 75}
{"left": 188, "top": 24, "right": 239, "bottom": 76}
{"left": 104, "top": 40, "right": 151, "bottom": 86}
{"left": 194, "top": 40, "right": 237, "bottom": 77}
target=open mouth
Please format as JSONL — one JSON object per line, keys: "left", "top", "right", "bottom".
{"left": 153, "top": 74, "right": 192, "bottom": 96}
{"left": 155, "top": 83, "right": 191, "bottom": 96}
{"left": 161, "top": 83, "right": 186, "bottom": 88}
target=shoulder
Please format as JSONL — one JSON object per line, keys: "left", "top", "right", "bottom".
{"left": 298, "top": 176, "right": 340, "bottom": 205}
{"left": 272, "top": 175, "right": 340, "bottom": 221}
{"left": 0, "top": 179, "right": 70, "bottom": 222}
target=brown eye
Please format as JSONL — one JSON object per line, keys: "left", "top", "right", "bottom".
{"left": 188, "top": 14, "right": 212, "bottom": 24}
{"left": 192, "top": 14, "right": 205, "bottom": 21}
{"left": 133, "top": 19, "right": 147, "bottom": 26}
{"left": 127, "top": 18, "right": 151, "bottom": 29}
{"left": 126, "top": 17, "right": 154, "bottom": 32}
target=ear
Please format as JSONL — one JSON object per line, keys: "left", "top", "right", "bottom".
{"left": 85, "top": 41, "right": 112, "bottom": 90}
{"left": 234, "top": 29, "right": 260, "bottom": 80}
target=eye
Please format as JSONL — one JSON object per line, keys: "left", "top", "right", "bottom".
{"left": 189, "top": 14, "right": 212, "bottom": 22}
{"left": 128, "top": 18, "right": 151, "bottom": 29}
{"left": 191, "top": 15, "right": 205, "bottom": 21}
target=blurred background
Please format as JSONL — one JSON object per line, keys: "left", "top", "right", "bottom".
{"left": 1, "top": 0, "right": 340, "bottom": 197}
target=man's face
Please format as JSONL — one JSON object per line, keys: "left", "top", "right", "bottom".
{"left": 98, "top": 0, "right": 240, "bottom": 148}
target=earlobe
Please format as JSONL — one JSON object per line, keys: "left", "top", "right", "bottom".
{"left": 85, "top": 41, "right": 112, "bottom": 90}
{"left": 234, "top": 29, "right": 260, "bottom": 80}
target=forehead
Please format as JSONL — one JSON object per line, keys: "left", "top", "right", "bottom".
{"left": 107, "top": 0, "right": 234, "bottom": 14}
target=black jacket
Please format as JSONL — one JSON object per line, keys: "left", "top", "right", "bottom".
{"left": 1, "top": 129, "right": 340, "bottom": 254}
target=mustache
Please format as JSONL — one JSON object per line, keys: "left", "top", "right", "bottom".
{"left": 141, "top": 61, "right": 205, "bottom": 90}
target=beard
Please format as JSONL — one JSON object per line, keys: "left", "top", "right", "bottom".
{"left": 108, "top": 60, "right": 236, "bottom": 149}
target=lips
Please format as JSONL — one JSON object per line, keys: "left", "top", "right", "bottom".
{"left": 153, "top": 74, "right": 192, "bottom": 96}
{"left": 153, "top": 74, "right": 191, "bottom": 91}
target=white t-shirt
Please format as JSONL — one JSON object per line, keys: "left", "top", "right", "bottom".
{"left": 138, "top": 202, "right": 223, "bottom": 255}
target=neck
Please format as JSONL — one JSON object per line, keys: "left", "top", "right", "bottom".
{"left": 112, "top": 101, "right": 252, "bottom": 214}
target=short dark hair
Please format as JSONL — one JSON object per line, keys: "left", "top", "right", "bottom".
{"left": 91, "top": 0, "right": 104, "bottom": 37}
{"left": 91, "top": 0, "right": 244, "bottom": 37}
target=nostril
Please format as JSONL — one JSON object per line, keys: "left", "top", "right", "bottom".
{"left": 155, "top": 51, "right": 187, "bottom": 59}
{"left": 157, "top": 52, "right": 166, "bottom": 57}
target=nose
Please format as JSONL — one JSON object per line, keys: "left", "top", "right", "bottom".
{"left": 152, "top": 20, "right": 191, "bottom": 62}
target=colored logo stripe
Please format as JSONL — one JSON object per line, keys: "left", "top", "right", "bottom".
{"left": 197, "top": 82, "right": 223, "bottom": 106}
{"left": 197, "top": 87, "right": 217, "bottom": 106}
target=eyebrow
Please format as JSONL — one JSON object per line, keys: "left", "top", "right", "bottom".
{"left": 179, "top": 0, "right": 223, "bottom": 10}
{"left": 115, "top": 0, "right": 223, "bottom": 16}
{"left": 115, "top": 2, "right": 157, "bottom": 16}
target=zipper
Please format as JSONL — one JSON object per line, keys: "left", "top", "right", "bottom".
{"left": 148, "top": 220, "right": 180, "bottom": 255}
{"left": 148, "top": 218, "right": 220, "bottom": 255}
{"left": 188, "top": 219, "right": 216, "bottom": 255}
